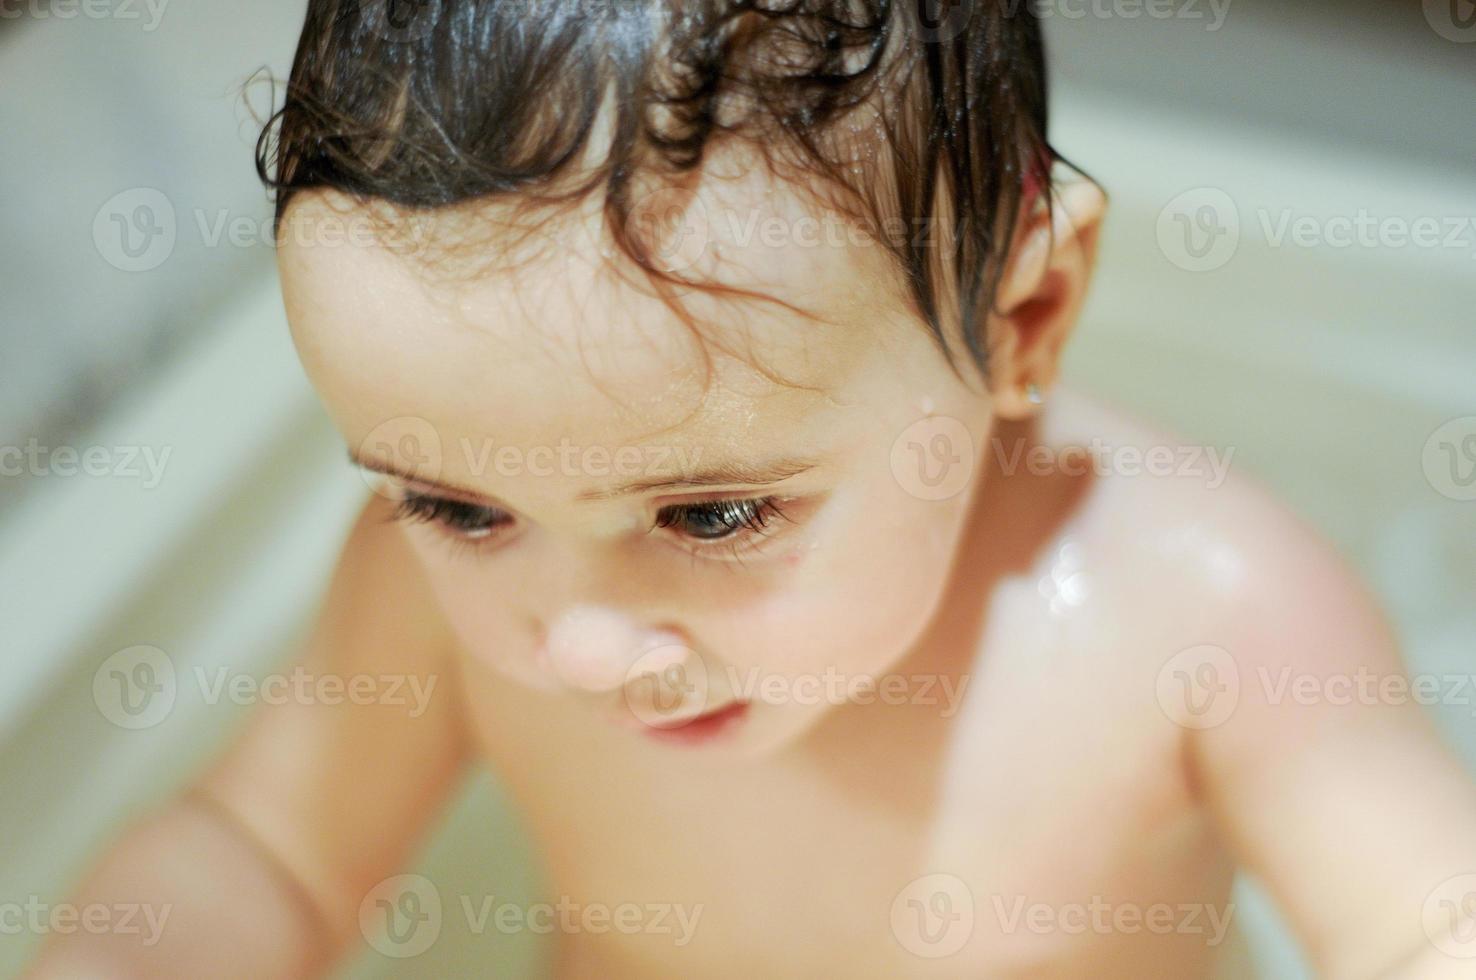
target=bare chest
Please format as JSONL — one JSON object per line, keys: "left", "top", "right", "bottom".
{"left": 462, "top": 654, "right": 1237, "bottom": 979}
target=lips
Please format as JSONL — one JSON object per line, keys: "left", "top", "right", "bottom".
{"left": 634, "top": 699, "right": 750, "bottom": 745}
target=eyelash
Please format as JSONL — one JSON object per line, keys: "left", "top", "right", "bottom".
{"left": 393, "top": 494, "right": 509, "bottom": 539}
{"left": 391, "top": 491, "right": 792, "bottom": 559}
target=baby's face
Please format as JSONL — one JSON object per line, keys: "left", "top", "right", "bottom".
{"left": 278, "top": 159, "right": 997, "bottom": 757}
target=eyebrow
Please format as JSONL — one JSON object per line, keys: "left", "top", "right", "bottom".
{"left": 349, "top": 450, "right": 492, "bottom": 501}
{"left": 348, "top": 448, "right": 820, "bottom": 502}
{"left": 575, "top": 456, "right": 821, "bottom": 500}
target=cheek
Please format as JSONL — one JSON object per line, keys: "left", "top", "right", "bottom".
{"left": 400, "top": 532, "right": 556, "bottom": 690}
{"left": 735, "top": 489, "right": 970, "bottom": 684}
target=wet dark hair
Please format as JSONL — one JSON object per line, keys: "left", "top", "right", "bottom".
{"left": 256, "top": 0, "right": 1057, "bottom": 380}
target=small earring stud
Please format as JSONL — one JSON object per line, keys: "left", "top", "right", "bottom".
{"left": 1025, "top": 382, "right": 1044, "bottom": 405}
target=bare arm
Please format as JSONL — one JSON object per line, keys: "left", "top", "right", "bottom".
{"left": 1190, "top": 516, "right": 1476, "bottom": 979}
{"left": 26, "top": 495, "right": 471, "bottom": 978}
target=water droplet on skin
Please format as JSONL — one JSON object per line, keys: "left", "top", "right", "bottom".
{"left": 1058, "top": 572, "right": 1089, "bottom": 606}
{"left": 1038, "top": 537, "right": 1090, "bottom": 617}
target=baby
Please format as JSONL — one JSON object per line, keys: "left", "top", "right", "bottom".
{"left": 31, "top": 0, "right": 1476, "bottom": 977}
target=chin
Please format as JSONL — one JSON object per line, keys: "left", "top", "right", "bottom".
{"left": 733, "top": 702, "right": 845, "bottom": 758}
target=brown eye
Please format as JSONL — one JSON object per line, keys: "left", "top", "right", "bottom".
{"left": 655, "top": 497, "right": 781, "bottom": 541}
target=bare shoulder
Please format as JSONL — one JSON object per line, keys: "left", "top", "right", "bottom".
{"left": 1029, "top": 401, "right": 1476, "bottom": 980}
{"left": 190, "top": 493, "right": 472, "bottom": 939}
{"left": 964, "top": 384, "right": 1406, "bottom": 833}
{"left": 1037, "top": 384, "right": 1392, "bottom": 655}
{"left": 973, "top": 383, "right": 1406, "bottom": 771}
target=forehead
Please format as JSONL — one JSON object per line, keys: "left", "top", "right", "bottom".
{"left": 276, "top": 158, "right": 922, "bottom": 465}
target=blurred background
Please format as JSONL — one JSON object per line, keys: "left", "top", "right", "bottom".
{"left": 1, "top": 0, "right": 1473, "bottom": 976}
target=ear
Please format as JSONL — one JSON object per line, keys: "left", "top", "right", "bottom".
{"left": 988, "top": 169, "right": 1107, "bottom": 420}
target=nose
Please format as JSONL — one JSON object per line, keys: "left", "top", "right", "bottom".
{"left": 539, "top": 604, "right": 693, "bottom": 695}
